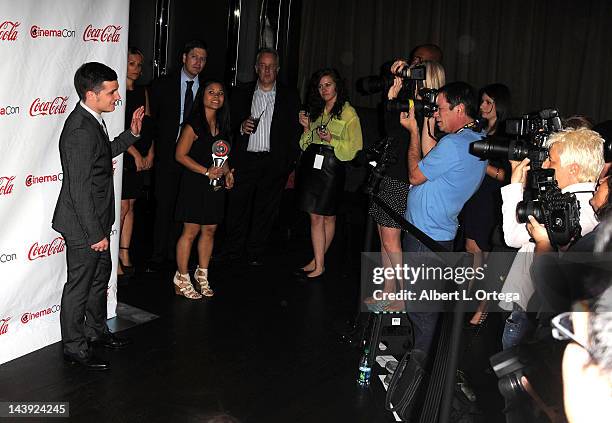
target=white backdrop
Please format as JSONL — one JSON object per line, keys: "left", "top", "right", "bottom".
{"left": 0, "top": 0, "right": 130, "bottom": 364}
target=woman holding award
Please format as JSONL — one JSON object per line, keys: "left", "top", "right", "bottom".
{"left": 296, "top": 68, "right": 363, "bottom": 279}
{"left": 173, "top": 80, "right": 234, "bottom": 299}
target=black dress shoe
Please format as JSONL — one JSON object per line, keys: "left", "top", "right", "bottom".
{"left": 63, "top": 351, "right": 110, "bottom": 370}
{"left": 89, "top": 334, "right": 131, "bottom": 350}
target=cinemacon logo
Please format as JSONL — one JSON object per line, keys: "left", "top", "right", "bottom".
{"left": 0, "top": 317, "right": 10, "bottom": 336}
{"left": 0, "top": 252, "right": 17, "bottom": 263}
{"left": 21, "top": 305, "right": 61, "bottom": 324}
{"left": 0, "top": 105, "right": 19, "bottom": 116}
{"left": 28, "top": 237, "right": 65, "bottom": 261}
{"left": 25, "top": 172, "right": 62, "bottom": 187}
{"left": 0, "top": 21, "right": 19, "bottom": 41}
{"left": 29, "top": 96, "right": 68, "bottom": 117}
{"left": 83, "top": 24, "right": 121, "bottom": 42}
{"left": 0, "top": 176, "right": 15, "bottom": 196}
{"left": 30, "top": 25, "right": 75, "bottom": 39}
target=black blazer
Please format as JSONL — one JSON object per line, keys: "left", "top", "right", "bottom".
{"left": 52, "top": 103, "right": 137, "bottom": 246}
{"left": 230, "top": 81, "right": 301, "bottom": 175}
{"left": 149, "top": 71, "right": 204, "bottom": 170}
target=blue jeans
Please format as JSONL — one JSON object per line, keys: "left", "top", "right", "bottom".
{"left": 502, "top": 308, "right": 532, "bottom": 350}
{"left": 403, "top": 232, "right": 453, "bottom": 355}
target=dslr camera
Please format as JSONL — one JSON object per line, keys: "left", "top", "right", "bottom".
{"left": 470, "top": 109, "right": 582, "bottom": 247}
{"left": 386, "top": 87, "right": 439, "bottom": 117}
{"left": 356, "top": 65, "right": 425, "bottom": 95}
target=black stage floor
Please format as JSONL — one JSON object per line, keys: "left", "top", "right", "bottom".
{"left": 0, "top": 218, "right": 400, "bottom": 422}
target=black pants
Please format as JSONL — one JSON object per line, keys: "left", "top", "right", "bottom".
{"left": 60, "top": 239, "right": 111, "bottom": 355}
{"left": 224, "top": 152, "right": 286, "bottom": 257}
{"left": 151, "top": 164, "right": 181, "bottom": 263}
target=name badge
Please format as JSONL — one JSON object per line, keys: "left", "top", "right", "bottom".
{"left": 313, "top": 154, "right": 324, "bottom": 169}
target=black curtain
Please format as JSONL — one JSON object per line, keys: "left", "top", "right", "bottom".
{"left": 298, "top": 0, "right": 612, "bottom": 122}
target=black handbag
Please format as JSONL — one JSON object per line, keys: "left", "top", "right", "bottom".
{"left": 385, "top": 349, "right": 428, "bottom": 422}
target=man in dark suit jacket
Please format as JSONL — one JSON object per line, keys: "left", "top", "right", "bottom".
{"left": 222, "top": 47, "right": 301, "bottom": 265}
{"left": 53, "top": 62, "right": 144, "bottom": 370}
{"left": 148, "top": 40, "right": 207, "bottom": 270}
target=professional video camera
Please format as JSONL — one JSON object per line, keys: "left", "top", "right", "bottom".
{"left": 356, "top": 65, "right": 425, "bottom": 95}
{"left": 386, "top": 87, "right": 438, "bottom": 117}
{"left": 469, "top": 109, "right": 581, "bottom": 247}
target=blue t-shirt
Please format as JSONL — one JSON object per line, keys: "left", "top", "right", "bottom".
{"left": 405, "top": 128, "right": 487, "bottom": 241}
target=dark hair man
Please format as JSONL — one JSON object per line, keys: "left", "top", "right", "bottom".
{"left": 220, "top": 47, "right": 301, "bottom": 265}
{"left": 52, "top": 62, "right": 144, "bottom": 370}
{"left": 399, "top": 81, "right": 487, "bottom": 355}
{"left": 147, "top": 40, "right": 208, "bottom": 271}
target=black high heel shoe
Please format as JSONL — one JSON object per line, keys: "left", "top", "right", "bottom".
{"left": 118, "top": 247, "right": 135, "bottom": 275}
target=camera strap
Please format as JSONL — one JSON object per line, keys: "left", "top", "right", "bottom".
{"left": 456, "top": 120, "right": 478, "bottom": 134}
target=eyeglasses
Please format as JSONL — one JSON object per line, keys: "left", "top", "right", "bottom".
{"left": 551, "top": 312, "right": 590, "bottom": 353}
{"left": 256, "top": 64, "right": 277, "bottom": 71}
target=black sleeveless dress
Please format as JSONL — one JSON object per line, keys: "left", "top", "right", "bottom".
{"left": 174, "top": 116, "right": 229, "bottom": 225}
{"left": 122, "top": 85, "right": 151, "bottom": 199}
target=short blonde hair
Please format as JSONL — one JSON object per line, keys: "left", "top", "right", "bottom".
{"left": 545, "top": 128, "right": 604, "bottom": 182}
{"left": 422, "top": 60, "right": 446, "bottom": 90}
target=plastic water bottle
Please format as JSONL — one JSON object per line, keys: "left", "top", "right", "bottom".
{"left": 357, "top": 347, "right": 372, "bottom": 385}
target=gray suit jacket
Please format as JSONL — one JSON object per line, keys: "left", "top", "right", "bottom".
{"left": 52, "top": 103, "right": 137, "bottom": 245}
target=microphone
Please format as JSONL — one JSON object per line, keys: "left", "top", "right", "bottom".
{"left": 210, "top": 139, "right": 231, "bottom": 191}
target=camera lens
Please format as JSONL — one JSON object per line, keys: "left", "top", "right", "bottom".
{"left": 516, "top": 200, "right": 544, "bottom": 223}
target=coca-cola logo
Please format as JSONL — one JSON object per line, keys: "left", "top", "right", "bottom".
{"left": 0, "top": 21, "right": 19, "bottom": 41}
{"left": 29, "top": 96, "right": 68, "bottom": 117}
{"left": 21, "top": 305, "right": 60, "bottom": 324}
{"left": 28, "top": 237, "right": 65, "bottom": 261}
{"left": 0, "top": 317, "right": 10, "bottom": 336}
{"left": 25, "top": 172, "right": 62, "bottom": 187}
{"left": 30, "top": 25, "right": 75, "bottom": 39}
{"left": 82, "top": 24, "right": 121, "bottom": 42}
{"left": 0, "top": 176, "right": 15, "bottom": 196}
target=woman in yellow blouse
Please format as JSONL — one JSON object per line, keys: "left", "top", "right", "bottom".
{"left": 296, "top": 68, "right": 363, "bottom": 279}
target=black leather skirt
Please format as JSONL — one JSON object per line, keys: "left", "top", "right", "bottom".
{"left": 296, "top": 144, "right": 345, "bottom": 216}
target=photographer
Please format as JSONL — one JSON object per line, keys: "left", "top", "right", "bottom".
{"left": 400, "top": 81, "right": 487, "bottom": 355}
{"left": 366, "top": 60, "right": 445, "bottom": 312}
{"left": 500, "top": 128, "right": 604, "bottom": 348}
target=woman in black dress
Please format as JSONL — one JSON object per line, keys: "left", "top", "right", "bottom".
{"left": 296, "top": 69, "right": 363, "bottom": 279}
{"left": 118, "top": 47, "right": 153, "bottom": 276}
{"left": 173, "top": 81, "right": 234, "bottom": 299}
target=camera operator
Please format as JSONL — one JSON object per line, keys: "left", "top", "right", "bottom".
{"left": 366, "top": 60, "right": 445, "bottom": 312}
{"left": 400, "top": 81, "right": 487, "bottom": 355}
{"left": 500, "top": 128, "right": 605, "bottom": 349}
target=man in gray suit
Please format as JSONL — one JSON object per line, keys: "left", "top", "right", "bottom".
{"left": 52, "top": 62, "right": 144, "bottom": 370}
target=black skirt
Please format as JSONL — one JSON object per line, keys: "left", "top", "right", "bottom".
{"left": 296, "top": 144, "right": 345, "bottom": 216}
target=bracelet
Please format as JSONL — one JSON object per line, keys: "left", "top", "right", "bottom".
{"left": 203, "top": 168, "right": 209, "bottom": 177}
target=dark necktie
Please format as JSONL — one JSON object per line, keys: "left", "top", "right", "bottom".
{"left": 101, "top": 118, "right": 109, "bottom": 139}
{"left": 184, "top": 80, "right": 194, "bottom": 122}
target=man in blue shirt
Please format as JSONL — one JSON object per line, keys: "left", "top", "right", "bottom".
{"left": 400, "top": 81, "right": 486, "bottom": 355}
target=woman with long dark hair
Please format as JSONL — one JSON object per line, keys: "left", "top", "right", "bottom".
{"left": 173, "top": 80, "right": 234, "bottom": 299}
{"left": 296, "top": 68, "right": 363, "bottom": 279}
{"left": 462, "top": 83, "right": 512, "bottom": 255}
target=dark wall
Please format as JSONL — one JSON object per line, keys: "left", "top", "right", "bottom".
{"left": 166, "top": 0, "right": 230, "bottom": 81}
{"left": 129, "top": 0, "right": 230, "bottom": 84}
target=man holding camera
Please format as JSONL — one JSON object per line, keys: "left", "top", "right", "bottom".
{"left": 400, "top": 81, "right": 487, "bottom": 355}
{"left": 499, "top": 127, "right": 604, "bottom": 348}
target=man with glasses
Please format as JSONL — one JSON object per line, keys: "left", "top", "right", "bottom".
{"left": 221, "top": 47, "right": 301, "bottom": 266}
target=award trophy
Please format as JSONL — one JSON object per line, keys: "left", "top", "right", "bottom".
{"left": 210, "top": 139, "right": 230, "bottom": 191}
